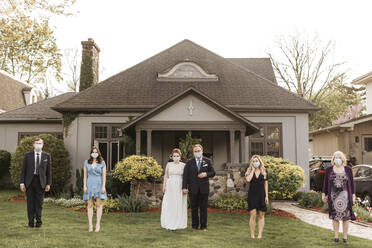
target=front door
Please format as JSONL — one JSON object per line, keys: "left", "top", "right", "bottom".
{"left": 362, "top": 135, "right": 372, "bottom": 164}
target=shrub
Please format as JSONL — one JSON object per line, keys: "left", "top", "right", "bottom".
{"left": 113, "top": 155, "right": 162, "bottom": 199}
{"left": 322, "top": 202, "right": 328, "bottom": 213}
{"left": 298, "top": 192, "right": 323, "bottom": 208}
{"left": 117, "top": 194, "right": 143, "bottom": 212}
{"left": 211, "top": 193, "right": 248, "bottom": 212}
{"left": 292, "top": 191, "right": 306, "bottom": 202}
{"left": 106, "top": 174, "right": 130, "bottom": 197}
{"left": 179, "top": 131, "right": 202, "bottom": 160}
{"left": 113, "top": 155, "right": 163, "bottom": 182}
{"left": 74, "top": 168, "right": 84, "bottom": 198}
{"left": 9, "top": 134, "right": 72, "bottom": 195}
{"left": 260, "top": 156, "right": 305, "bottom": 200}
{"left": 102, "top": 197, "right": 120, "bottom": 213}
{"left": 0, "top": 150, "right": 11, "bottom": 175}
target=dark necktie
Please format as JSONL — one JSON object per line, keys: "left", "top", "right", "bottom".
{"left": 36, "top": 153, "right": 40, "bottom": 175}
{"left": 197, "top": 159, "right": 201, "bottom": 172}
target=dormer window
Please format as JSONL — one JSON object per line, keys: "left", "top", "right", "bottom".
{"left": 157, "top": 62, "right": 218, "bottom": 82}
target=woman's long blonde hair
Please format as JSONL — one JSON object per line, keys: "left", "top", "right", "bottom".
{"left": 245, "top": 155, "right": 267, "bottom": 179}
{"left": 331, "top": 151, "right": 347, "bottom": 167}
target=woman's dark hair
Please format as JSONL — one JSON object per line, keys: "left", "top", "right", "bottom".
{"left": 88, "top": 146, "right": 104, "bottom": 164}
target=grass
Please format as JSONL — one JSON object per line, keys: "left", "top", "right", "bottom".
{"left": 0, "top": 190, "right": 371, "bottom": 248}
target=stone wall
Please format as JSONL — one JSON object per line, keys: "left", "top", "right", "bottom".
{"left": 131, "top": 163, "right": 250, "bottom": 205}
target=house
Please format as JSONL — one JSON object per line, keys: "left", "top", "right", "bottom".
{"left": 309, "top": 71, "right": 372, "bottom": 165}
{"left": 49, "top": 39, "right": 319, "bottom": 191}
{"left": 0, "top": 92, "right": 75, "bottom": 153}
{"left": 0, "top": 71, "right": 40, "bottom": 113}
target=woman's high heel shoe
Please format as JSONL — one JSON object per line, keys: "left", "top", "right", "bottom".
{"left": 89, "top": 225, "right": 93, "bottom": 232}
{"left": 95, "top": 224, "right": 100, "bottom": 232}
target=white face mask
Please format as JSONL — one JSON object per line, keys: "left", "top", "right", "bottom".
{"left": 334, "top": 158, "right": 343, "bottom": 166}
{"left": 172, "top": 156, "right": 180, "bottom": 162}
{"left": 194, "top": 152, "right": 202, "bottom": 158}
{"left": 91, "top": 153, "right": 99, "bottom": 159}
{"left": 252, "top": 161, "right": 260, "bottom": 168}
{"left": 34, "top": 144, "right": 43, "bottom": 151}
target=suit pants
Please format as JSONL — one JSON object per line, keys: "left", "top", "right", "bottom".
{"left": 189, "top": 191, "right": 208, "bottom": 229}
{"left": 26, "top": 175, "right": 44, "bottom": 225}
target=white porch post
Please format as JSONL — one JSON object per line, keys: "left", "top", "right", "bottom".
{"left": 136, "top": 128, "right": 141, "bottom": 155}
{"left": 240, "top": 129, "right": 246, "bottom": 163}
{"left": 146, "top": 129, "right": 152, "bottom": 156}
{"left": 229, "top": 129, "right": 235, "bottom": 163}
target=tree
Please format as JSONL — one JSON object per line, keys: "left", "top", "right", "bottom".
{"left": 0, "top": 15, "right": 62, "bottom": 85}
{"left": 268, "top": 33, "right": 365, "bottom": 130}
{"left": 0, "top": 0, "right": 76, "bottom": 18}
{"left": 63, "top": 48, "right": 81, "bottom": 92}
{"left": 268, "top": 33, "right": 345, "bottom": 104}
{"left": 309, "top": 79, "right": 364, "bottom": 130}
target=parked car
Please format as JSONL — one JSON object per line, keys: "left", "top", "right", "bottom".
{"left": 352, "top": 164, "right": 372, "bottom": 204}
{"left": 309, "top": 157, "right": 333, "bottom": 191}
{"left": 309, "top": 156, "right": 354, "bottom": 191}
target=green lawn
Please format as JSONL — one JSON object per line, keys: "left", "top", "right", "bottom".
{"left": 0, "top": 190, "right": 371, "bottom": 248}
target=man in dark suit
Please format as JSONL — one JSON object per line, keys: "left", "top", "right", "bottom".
{"left": 20, "top": 137, "right": 51, "bottom": 228}
{"left": 182, "top": 144, "right": 215, "bottom": 231}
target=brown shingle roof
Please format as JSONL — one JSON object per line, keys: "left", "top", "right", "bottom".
{"left": 0, "top": 92, "right": 75, "bottom": 122}
{"left": 0, "top": 71, "right": 32, "bottom": 111}
{"left": 227, "top": 58, "right": 277, "bottom": 84}
{"left": 53, "top": 40, "right": 319, "bottom": 113}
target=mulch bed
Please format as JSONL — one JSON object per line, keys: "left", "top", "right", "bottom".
{"left": 8, "top": 194, "right": 26, "bottom": 202}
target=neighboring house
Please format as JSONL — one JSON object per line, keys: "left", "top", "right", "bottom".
{"left": 0, "top": 71, "right": 39, "bottom": 113}
{"left": 309, "top": 71, "right": 372, "bottom": 165}
{"left": 49, "top": 39, "right": 319, "bottom": 190}
{"left": 0, "top": 92, "right": 75, "bottom": 153}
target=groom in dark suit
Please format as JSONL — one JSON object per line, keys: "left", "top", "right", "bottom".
{"left": 20, "top": 137, "right": 51, "bottom": 228}
{"left": 182, "top": 144, "right": 215, "bottom": 231}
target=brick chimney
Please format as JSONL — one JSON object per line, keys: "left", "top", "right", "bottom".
{"left": 79, "top": 38, "right": 100, "bottom": 91}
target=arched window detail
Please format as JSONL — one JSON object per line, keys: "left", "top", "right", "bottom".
{"left": 157, "top": 62, "right": 218, "bottom": 82}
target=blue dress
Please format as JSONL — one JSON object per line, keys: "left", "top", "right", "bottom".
{"left": 83, "top": 160, "right": 107, "bottom": 200}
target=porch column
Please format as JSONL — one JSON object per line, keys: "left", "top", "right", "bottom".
{"left": 240, "top": 129, "right": 246, "bottom": 163}
{"left": 229, "top": 129, "right": 235, "bottom": 163}
{"left": 146, "top": 129, "right": 152, "bottom": 156}
{"left": 136, "top": 129, "right": 141, "bottom": 155}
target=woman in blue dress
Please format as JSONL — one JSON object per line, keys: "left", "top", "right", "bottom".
{"left": 83, "top": 146, "right": 107, "bottom": 232}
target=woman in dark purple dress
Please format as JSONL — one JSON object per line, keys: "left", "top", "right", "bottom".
{"left": 322, "top": 151, "right": 356, "bottom": 244}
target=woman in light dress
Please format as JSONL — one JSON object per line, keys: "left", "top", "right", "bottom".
{"left": 83, "top": 146, "right": 107, "bottom": 232}
{"left": 161, "top": 148, "right": 188, "bottom": 230}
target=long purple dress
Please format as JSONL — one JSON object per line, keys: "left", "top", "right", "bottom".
{"left": 322, "top": 166, "right": 356, "bottom": 220}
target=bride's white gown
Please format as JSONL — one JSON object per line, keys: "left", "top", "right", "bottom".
{"left": 161, "top": 162, "right": 188, "bottom": 230}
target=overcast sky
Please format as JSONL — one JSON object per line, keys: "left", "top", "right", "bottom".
{"left": 50, "top": 0, "right": 372, "bottom": 89}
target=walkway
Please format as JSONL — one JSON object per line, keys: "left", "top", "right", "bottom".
{"left": 272, "top": 201, "right": 372, "bottom": 241}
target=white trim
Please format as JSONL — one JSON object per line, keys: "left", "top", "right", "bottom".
{"left": 157, "top": 62, "right": 218, "bottom": 82}
{"left": 352, "top": 71, "right": 372, "bottom": 85}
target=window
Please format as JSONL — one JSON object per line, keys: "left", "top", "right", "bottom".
{"left": 364, "top": 137, "right": 372, "bottom": 152}
{"left": 93, "top": 124, "right": 124, "bottom": 171}
{"left": 249, "top": 123, "right": 282, "bottom": 158}
{"left": 18, "top": 132, "right": 63, "bottom": 143}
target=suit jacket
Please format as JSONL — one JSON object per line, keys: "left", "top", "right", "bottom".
{"left": 20, "top": 151, "right": 52, "bottom": 189}
{"left": 182, "top": 157, "right": 216, "bottom": 194}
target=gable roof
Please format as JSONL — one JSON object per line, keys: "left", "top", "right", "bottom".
{"left": 122, "top": 87, "right": 260, "bottom": 135}
{"left": 53, "top": 40, "right": 319, "bottom": 113}
{"left": 0, "top": 71, "right": 32, "bottom": 111}
{"left": 0, "top": 92, "right": 75, "bottom": 123}
{"left": 310, "top": 113, "right": 372, "bottom": 136}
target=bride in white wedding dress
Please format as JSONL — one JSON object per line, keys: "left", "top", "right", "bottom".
{"left": 161, "top": 148, "right": 188, "bottom": 230}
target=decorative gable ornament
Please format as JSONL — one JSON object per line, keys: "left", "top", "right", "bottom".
{"left": 157, "top": 62, "right": 218, "bottom": 82}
